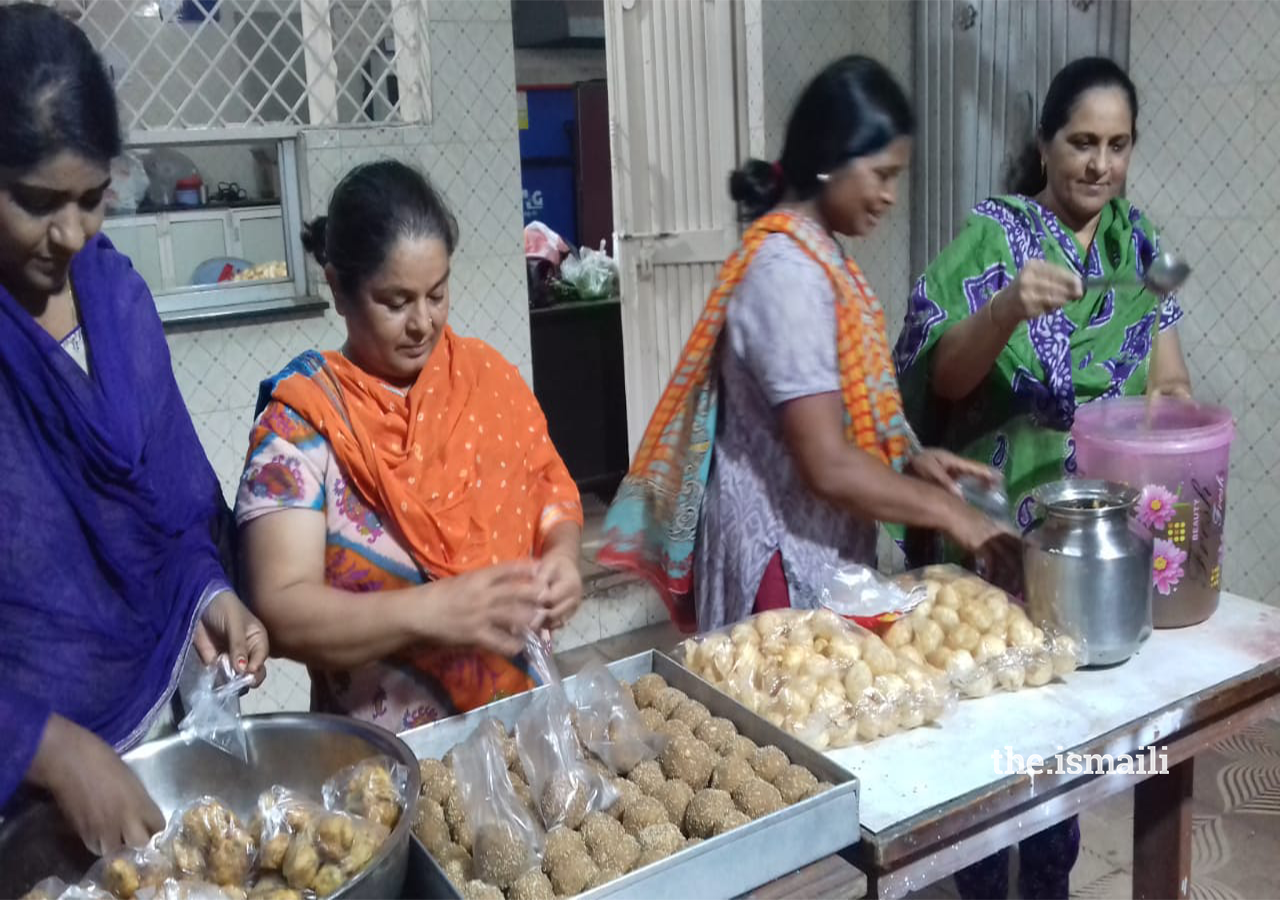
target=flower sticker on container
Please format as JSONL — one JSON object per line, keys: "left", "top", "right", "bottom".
{"left": 1152, "top": 538, "right": 1187, "bottom": 595}
{"left": 1137, "top": 484, "right": 1178, "bottom": 532}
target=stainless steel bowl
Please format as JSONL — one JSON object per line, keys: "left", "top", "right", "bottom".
{"left": 0, "top": 713, "right": 420, "bottom": 900}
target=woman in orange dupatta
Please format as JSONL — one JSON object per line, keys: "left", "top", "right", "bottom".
{"left": 599, "top": 57, "right": 1014, "bottom": 633}
{"left": 237, "top": 162, "right": 583, "bottom": 730}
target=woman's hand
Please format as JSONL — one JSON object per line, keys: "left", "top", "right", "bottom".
{"left": 429, "top": 562, "right": 544, "bottom": 657}
{"left": 194, "top": 591, "right": 269, "bottom": 686}
{"left": 992, "top": 259, "right": 1082, "bottom": 325}
{"left": 908, "top": 448, "right": 1003, "bottom": 496}
{"left": 942, "top": 502, "right": 1024, "bottom": 593}
{"left": 535, "top": 550, "right": 584, "bottom": 630}
{"left": 28, "top": 715, "right": 165, "bottom": 856}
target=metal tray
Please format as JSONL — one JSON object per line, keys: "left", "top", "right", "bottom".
{"left": 398, "top": 651, "right": 860, "bottom": 899}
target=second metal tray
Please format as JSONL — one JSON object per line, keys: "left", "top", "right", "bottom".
{"left": 398, "top": 650, "right": 861, "bottom": 899}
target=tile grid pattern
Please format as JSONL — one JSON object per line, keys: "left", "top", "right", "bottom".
{"left": 1128, "top": 0, "right": 1280, "bottom": 607}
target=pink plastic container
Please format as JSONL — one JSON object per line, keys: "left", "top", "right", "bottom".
{"left": 1072, "top": 398, "right": 1235, "bottom": 628}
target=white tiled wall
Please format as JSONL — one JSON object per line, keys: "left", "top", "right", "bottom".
{"left": 166, "top": 0, "right": 527, "bottom": 714}
{"left": 759, "top": 0, "right": 915, "bottom": 325}
{"left": 1128, "top": 0, "right": 1280, "bottom": 607}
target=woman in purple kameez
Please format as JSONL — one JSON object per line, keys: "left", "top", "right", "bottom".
{"left": 0, "top": 3, "right": 267, "bottom": 857}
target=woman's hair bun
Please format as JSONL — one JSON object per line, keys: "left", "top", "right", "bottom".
{"left": 300, "top": 216, "right": 329, "bottom": 266}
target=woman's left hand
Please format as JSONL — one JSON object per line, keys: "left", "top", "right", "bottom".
{"left": 194, "top": 591, "right": 269, "bottom": 686}
{"left": 908, "top": 448, "right": 1002, "bottom": 496}
{"left": 534, "top": 551, "right": 583, "bottom": 631}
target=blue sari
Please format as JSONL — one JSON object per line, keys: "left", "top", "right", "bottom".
{"left": 0, "top": 235, "right": 229, "bottom": 808}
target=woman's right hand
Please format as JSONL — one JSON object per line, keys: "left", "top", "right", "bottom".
{"left": 942, "top": 501, "right": 1024, "bottom": 591}
{"left": 29, "top": 714, "right": 164, "bottom": 856}
{"left": 427, "top": 561, "right": 545, "bottom": 656}
{"left": 993, "top": 259, "right": 1083, "bottom": 325}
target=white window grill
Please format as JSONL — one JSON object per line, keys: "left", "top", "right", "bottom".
{"left": 52, "top": 0, "right": 431, "bottom": 141}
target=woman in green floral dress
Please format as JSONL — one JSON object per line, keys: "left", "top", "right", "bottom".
{"left": 892, "top": 57, "right": 1192, "bottom": 900}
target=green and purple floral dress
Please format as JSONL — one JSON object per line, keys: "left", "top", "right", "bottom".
{"left": 892, "top": 194, "right": 1182, "bottom": 542}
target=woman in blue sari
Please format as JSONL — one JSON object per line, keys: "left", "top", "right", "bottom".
{"left": 0, "top": 3, "right": 267, "bottom": 855}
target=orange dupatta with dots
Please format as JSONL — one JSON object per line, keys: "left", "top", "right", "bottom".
{"left": 598, "top": 211, "right": 914, "bottom": 630}
{"left": 270, "top": 327, "right": 582, "bottom": 577}
{"left": 262, "top": 327, "right": 582, "bottom": 711}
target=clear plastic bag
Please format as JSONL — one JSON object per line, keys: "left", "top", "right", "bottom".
{"left": 679, "top": 608, "right": 955, "bottom": 749}
{"left": 569, "top": 661, "right": 667, "bottom": 775}
{"left": 154, "top": 798, "right": 256, "bottom": 889}
{"left": 450, "top": 719, "right": 543, "bottom": 890}
{"left": 321, "top": 755, "right": 410, "bottom": 830}
{"left": 891, "top": 564, "right": 1086, "bottom": 698}
{"left": 178, "top": 655, "right": 254, "bottom": 763}
{"left": 251, "top": 784, "right": 387, "bottom": 896}
{"left": 22, "top": 878, "right": 114, "bottom": 900}
{"left": 558, "top": 243, "right": 618, "bottom": 301}
{"left": 83, "top": 846, "right": 174, "bottom": 900}
{"left": 134, "top": 881, "right": 246, "bottom": 900}
{"left": 514, "top": 633, "right": 619, "bottom": 828}
{"left": 817, "top": 562, "right": 929, "bottom": 631}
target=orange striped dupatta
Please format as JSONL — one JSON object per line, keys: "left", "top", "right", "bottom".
{"left": 597, "top": 211, "right": 913, "bottom": 630}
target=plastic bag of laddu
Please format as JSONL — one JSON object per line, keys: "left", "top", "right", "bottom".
{"left": 679, "top": 608, "right": 956, "bottom": 749}
{"left": 890, "top": 564, "right": 1086, "bottom": 698}
{"left": 251, "top": 785, "right": 388, "bottom": 896}
{"left": 152, "top": 797, "right": 256, "bottom": 890}
{"left": 569, "top": 660, "right": 667, "bottom": 775}
{"left": 450, "top": 719, "right": 543, "bottom": 890}
{"left": 82, "top": 846, "right": 173, "bottom": 900}
{"left": 178, "top": 655, "right": 254, "bottom": 763}
{"left": 321, "top": 755, "right": 411, "bottom": 831}
{"left": 21, "top": 878, "right": 114, "bottom": 900}
{"left": 515, "top": 632, "right": 619, "bottom": 828}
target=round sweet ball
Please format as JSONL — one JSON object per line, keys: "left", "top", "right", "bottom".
{"left": 472, "top": 824, "right": 531, "bottom": 890}
{"left": 652, "top": 686, "right": 689, "bottom": 718}
{"left": 749, "top": 745, "right": 790, "bottom": 784}
{"left": 418, "top": 759, "right": 455, "bottom": 805}
{"left": 580, "top": 811, "right": 625, "bottom": 852}
{"left": 693, "top": 717, "right": 739, "bottom": 755}
{"left": 650, "top": 779, "right": 695, "bottom": 827}
{"left": 683, "top": 788, "right": 736, "bottom": 839}
{"left": 546, "top": 850, "right": 598, "bottom": 898}
{"left": 710, "top": 757, "right": 755, "bottom": 795}
{"left": 627, "top": 759, "right": 667, "bottom": 795}
{"left": 609, "top": 777, "right": 643, "bottom": 820}
{"left": 669, "top": 698, "right": 712, "bottom": 730}
{"left": 621, "top": 795, "right": 669, "bottom": 838}
{"left": 589, "top": 829, "right": 640, "bottom": 874}
{"left": 659, "top": 735, "right": 717, "bottom": 790}
{"left": 773, "top": 765, "right": 819, "bottom": 805}
{"left": 731, "top": 778, "right": 785, "bottom": 819}
{"left": 540, "top": 770, "right": 590, "bottom": 830}
{"left": 634, "top": 823, "right": 684, "bottom": 867}
{"left": 542, "top": 827, "right": 587, "bottom": 873}
{"left": 638, "top": 707, "right": 667, "bottom": 732}
{"left": 655, "top": 719, "right": 696, "bottom": 743}
{"left": 713, "top": 809, "right": 751, "bottom": 836}
{"left": 724, "top": 735, "right": 759, "bottom": 761}
{"left": 507, "top": 869, "right": 556, "bottom": 900}
{"left": 460, "top": 880, "right": 503, "bottom": 900}
{"left": 631, "top": 674, "right": 669, "bottom": 710}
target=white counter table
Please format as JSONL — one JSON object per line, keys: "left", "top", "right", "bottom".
{"left": 827, "top": 592, "right": 1280, "bottom": 899}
